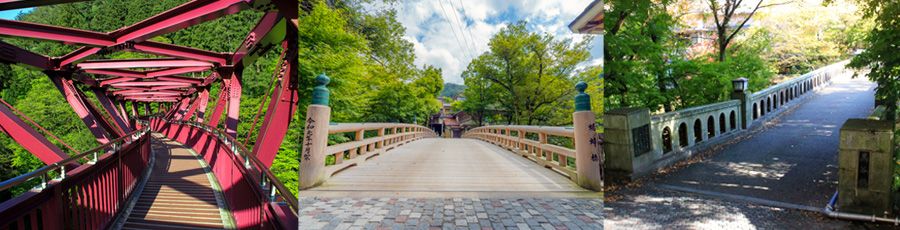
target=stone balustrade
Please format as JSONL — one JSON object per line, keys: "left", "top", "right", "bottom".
{"left": 604, "top": 60, "right": 851, "bottom": 182}
{"left": 463, "top": 126, "right": 579, "bottom": 179}
{"left": 323, "top": 123, "right": 437, "bottom": 178}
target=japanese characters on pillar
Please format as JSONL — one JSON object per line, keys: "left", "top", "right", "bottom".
{"left": 573, "top": 81, "right": 604, "bottom": 191}
{"left": 300, "top": 74, "right": 332, "bottom": 190}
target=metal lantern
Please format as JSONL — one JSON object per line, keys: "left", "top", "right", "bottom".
{"left": 732, "top": 78, "right": 748, "bottom": 92}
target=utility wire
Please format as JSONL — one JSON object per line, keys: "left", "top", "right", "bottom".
{"left": 451, "top": 0, "right": 481, "bottom": 58}
{"left": 437, "top": 0, "right": 472, "bottom": 60}
{"left": 444, "top": 0, "right": 477, "bottom": 58}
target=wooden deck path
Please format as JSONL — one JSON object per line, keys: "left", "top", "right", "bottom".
{"left": 118, "top": 133, "right": 232, "bottom": 229}
{"left": 301, "top": 138, "right": 597, "bottom": 198}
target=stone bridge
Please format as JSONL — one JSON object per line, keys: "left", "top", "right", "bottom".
{"left": 603, "top": 61, "right": 896, "bottom": 228}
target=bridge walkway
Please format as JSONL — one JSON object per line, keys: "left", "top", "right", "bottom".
{"left": 301, "top": 138, "right": 595, "bottom": 198}
{"left": 117, "top": 133, "right": 232, "bottom": 229}
{"left": 655, "top": 71, "right": 875, "bottom": 207}
{"left": 605, "top": 69, "right": 890, "bottom": 229}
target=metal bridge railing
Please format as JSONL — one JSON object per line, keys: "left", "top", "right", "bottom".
{"left": 0, "top": 125, "right": 152, "bottom": 229}
{"left": 145, "top": 116, "right": 297, "bottom": 229}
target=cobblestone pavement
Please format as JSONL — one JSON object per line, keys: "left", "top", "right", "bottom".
{"left": 299, "top": 197, "right": 603, "bottom": 230}
{"left": 604, "top": 186, "right": 900, "bottom": 229}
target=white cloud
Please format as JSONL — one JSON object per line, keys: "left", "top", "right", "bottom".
{"left": 386, "top": 0, "right": 602, "bottom": 84}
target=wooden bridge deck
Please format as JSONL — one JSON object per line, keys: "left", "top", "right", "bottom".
{"left": 302, "top": 138, "right": 597, "bottom": 198}
{"left": 119, "top": 134, "right": 231, "bottom": 229}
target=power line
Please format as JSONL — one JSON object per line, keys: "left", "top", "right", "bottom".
{"left": 452, "top": 0, "right": 481, "bottom": 58}
{"left": 436, "top": 0, "right": 473, "bottom": 60}
{"left": 444, "top": 0, "right": 477, "bottom": 58}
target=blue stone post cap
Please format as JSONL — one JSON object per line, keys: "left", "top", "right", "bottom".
{"left": 312, "top": 73, "right": 330, "bottom": 106}
{"left": 574, "top": 81, "right": 591, "bottom": 111}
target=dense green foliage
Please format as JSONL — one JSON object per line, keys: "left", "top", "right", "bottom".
{"left": 604, "top": 0, "right": 856, "bottom": 113}
{"left": 0, "top": 0, "right": 442, "bottom": 199}
{"left": 842, "top": 0, "right": 899, "bottom": 119}
{"left": 458, "top": 22, "right": 602, "bottom": 126}
{"left": 440, "top": 83, "right": 466, "bottom": 98}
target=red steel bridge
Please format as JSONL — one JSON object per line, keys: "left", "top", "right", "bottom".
{"left": 0, "top": 0, "right": 299, "bottom": 229}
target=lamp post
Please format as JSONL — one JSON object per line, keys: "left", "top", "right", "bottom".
{"left": 731, "top": 77, "right": 749, "bottom": 129}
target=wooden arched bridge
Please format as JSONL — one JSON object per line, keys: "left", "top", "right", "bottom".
{"left": 0, "top": 1, "right": 299, "bottom": 229}
{"left": 298, "top": 78, "right": 605, "bottom": 197}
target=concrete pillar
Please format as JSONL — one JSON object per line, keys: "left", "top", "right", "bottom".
{"left": 838, "top": 118, "right": 894, "bottom": 215}
{"left": 731, "top": 77, "right": 749, "bottom": 129}
{"left": 602, "top": 107, "right": 651, "bottom": 183}
{"left": 572, "top": 82, "right": 603, "bottom": 191}
{"left": 300, "top": 74, "right": 331, "bottom": 190}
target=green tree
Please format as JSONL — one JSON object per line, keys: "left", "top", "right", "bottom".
{"left": 460, "top": 21, "right": 594, "bottom": 125}
{"left": 841, "top": 0, "right": 900, "bottom": 119}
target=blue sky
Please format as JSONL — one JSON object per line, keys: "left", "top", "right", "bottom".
{"left": 0, "top": 8, "right": 31, "bottom": 20}
{"left": 383, "top": 0, "right": 603, "bottom": 84}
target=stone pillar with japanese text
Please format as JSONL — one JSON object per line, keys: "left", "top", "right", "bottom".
{"left": 573, "top": 81, "right": 604, "bottom": 191}
{"left": 300, "top": 74, "right": 331, "bottom": 190}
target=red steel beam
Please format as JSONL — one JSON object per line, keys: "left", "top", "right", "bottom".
{"left": 196, "top": 88, "right": 210, "bottom": 122}
{"left": 99, "top": 77, "right": 138, "bottom": 86}
{"left": 0, "top": 19, "right": 114, "bottom": 46}
{"left": 111, "top": 0, "right": 249, "bottom": 43}
{"left": 182, "top": 90, "right": 208, "bottom": 121}
{"left": 252, "top": 37, "right": 298, "bottom": 167}
{"left": 110, "top": 81, "right": 193, "bottom": 87}
{"left": 110, "top": 85, "right": 191, "bottom": 91}
{"left": 115, "top": 91, "right": 186, "bottom": 97}
{"left": 57, "top": 47, "right": 101, "bottom": 67}
{"left": 232, "top": 12, "right": 282, "bottom": 66}
{"left": 155, "top": 76, "right": 203, "bottom": 84}
{"left": 207, "top": 80, "right": 228, "bottom": 127}
{"left": 93, "top": 88, "right": 132, "bottom": 133}
{"left": 0, "top": 100, "right": 70, "bottom": 165}
{"left": 0, "top": 40, "right": 52, "bottom": 70}
{"left": 146, "top": 66, "right": 210, "bottom": 78}
{"left": 77, "top": 58, "right": 213, "bottom": 69}
{"left": 224, "top": 69, "right": 241, "bottom": 137}
{"left": 132, "top": 41, "right": 228, "bottom": 65}
{"left": 111, "top": 89, "right": 187, "bottom": 95}
{"left": 0, "top": 0, "right": 91, "bottom": 11}
{"left": 49, "top": 74, "right": 118, "bottom": 143}
{"left": 84, "top": 69, "right": 147, "bottom": 78}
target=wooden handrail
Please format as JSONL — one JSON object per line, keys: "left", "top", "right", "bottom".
{"left": 463, "top": 125, "right": 580, "bottom": 179}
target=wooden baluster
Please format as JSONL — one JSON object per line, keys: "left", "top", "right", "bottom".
{"left": 354, "top": 129, "right": 364, "bottom": 158}
{"left": 539, "top": 132, "right": 548, "bottom": 161}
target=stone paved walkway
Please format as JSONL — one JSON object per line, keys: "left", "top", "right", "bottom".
{"left": 300, "top": 197, "right": 603, "bottom": 230}
{"left": 605, "top": 68, "right": 900, "bottom": 229}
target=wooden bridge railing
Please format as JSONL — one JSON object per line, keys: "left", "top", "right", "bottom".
{"left": 463, "top": 82, "right": 605, "bottom": 192}
{"left": 299, "top": 74, "right": 439, "bottom": 189}
{"left": 0, "top": 125, "right": 151, "bottom": 229}
{"left": 463, "top": 126, "right": 580, "bottom": 179}
{"left": 323, "top": 123, "right": 437, "bottom": 179}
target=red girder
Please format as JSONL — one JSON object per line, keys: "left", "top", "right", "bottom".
{"left": 77, "top": 58, "right": 213, "bottom": 70}
{"left": 110, "top": 81, "right": 193, "bottom": 87}
{"left": 156, "top": 76, "right": 203, "bottom": 84}
{"left": 0, "top": 19, "right": 115, "bottom": 46}
{"left": 0, "top": 100, "right": 70, "bottom": 165}
{"left": 111, "top": 0, "right": 249, "bottom": 44}
{"left": 252, "top": 36, "right": 298, "bottom": 167}
{"left": 112, "top": 85, "right": 191, "bottom": 91}
{"left": 116, "top": 91, "right": 186, "bottom": 97}
{"left": 132, "top": 41, "right": 228, "bottom": 65}
{"left": 94, "top": 88, "right": 132, "bottom": 133}
{"left": 57, "top": 47, "right": 101, "bottom": 67}
{"left": 146, "top": 66, "right": 210, "bottom": 78}
{"left": 49, "top": 74, "right": 119, "bottom": 143}
{"left": 233, "top": 12, "right": 282, "bottom": 66}
{"left": 207, "top": 80, "right": 229, "bottom": 127}
{"left": 0, "top": 0, "right": 91, "bottom": 11}
{"left": 99, "top": 77, "right": 138, "bottom": 86}
{"left": 112, "top": 89, "right": 187, "bottom": 95}
{"left": 0, "top": 40, "right": 52, "bottom": 69}
{"left": 84, "top": 69, "right": 147, "bottom": 78}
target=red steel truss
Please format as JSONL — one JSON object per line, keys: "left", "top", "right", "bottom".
{"left": 0, "top": 0, "right": 299, "bottom": 228}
